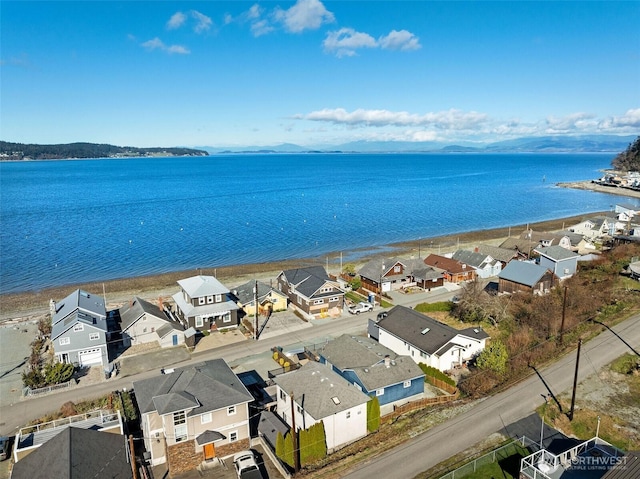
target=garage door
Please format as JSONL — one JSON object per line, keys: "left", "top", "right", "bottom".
{"left": 78, "top": 348, "right": 103, "bottom": 366}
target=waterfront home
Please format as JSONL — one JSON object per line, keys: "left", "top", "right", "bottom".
{"left": 498, "top": 261, "right": 556, "bottom": 294}
{"left": 519, "top": 230, "right": 573, "bottom": 249}
{"left": 568, "top": 215, "right": 614, "bottom": 240}
{"left": 117, "top": 296, "right": 188, "bottom": 349}
{"left": 171, "top": 275, "right": 240, "bottom": 331}
{"left": 423, "top": 254, "right": 476, "bottom": 284}
{"left": 231, "top": 279, "right": 288, "bottom": 318}
{"left": 11, "top": 427, "right": 132, "bottom": 479}
{"left": 371, "top": 306, "right": 489, "bottom": 372}
{"left": 132, "top": 359, "right": 253, "bottom": 474}
{"left": 358, "top": 258, "right": 412, "bottom": 294}
{"left": 474, "top": 244, "right": 519, "bottom": 268}
{"left": 450, "top": 249, "right": 502, "bottom": 278}
{"left": 50, "top": 289, "right": 109, "bottom": 370}
{"left": 534, "top": 245, "right": 581, "bottom": 279}
{"left": 273, "top": 361, "right": 371, "bottom": 452}
{"left": 310, "top": 334, "right": 425, "bottom": 411}
{"left": 276, "top": 266, "right": 345, "bottom": 318}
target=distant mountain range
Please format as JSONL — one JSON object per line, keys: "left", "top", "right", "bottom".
{"left": 201, "top": 135, "right": 638, "bottom": 154}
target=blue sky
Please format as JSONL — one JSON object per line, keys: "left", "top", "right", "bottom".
{"left": 2, "top": 1, "right": 639, "bottom": 148}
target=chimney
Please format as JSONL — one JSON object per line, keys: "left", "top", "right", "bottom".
{"left": 384, "top": 355, "right": 391, "bottom": 368}
{"left": 474, "top": 247, "right": 479, "bottom": 253}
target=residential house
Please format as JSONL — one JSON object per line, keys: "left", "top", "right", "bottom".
{"left": 132, "top": 359, "right": 254, "bottom": 474}
{"left": 499, "top": 236, "right": 540, "bottom": 258}
{"left": 520, "top": 230, "right": 573, "bottom": 249}
{"left": 117, "top": 296, "right": 188, "bottom": 349}
{"left": 232, "top": 280, "right": 288, "bottom": 317}
{"left": 569, "top": 216, "right": 614, "bottom": 240}
{"left": 310, "top": 334, "right": 425, "bottom": 411}
{"left": 13, "top": 409, "right": 124, "bottom": 463}
{"left": 257, "top": 410, "right": 290, "bottom": 452}
{"left": 171, "top": 275, "right": 240, "bottom": 331}
{"left": 11, "top": 427, "right": 132, "bottom": 479}
{"left": 498, "top": 261, "right": 556, "bottom": 294}
{"left": 371, "top": 306, "right": 489, "bottom": 372}
{"left": 450, "top": 249, "right": 502, "bottom": 278}
{"left": 358, "top": 257, "right": 443, "bottom": 293}
{"left": 534, "top": 245, "right": 581, "bottom": 279}
{"left": 474, "top": 244, "right": 519, "bottom": 268}
{"left": 276, "top": 266, "right": 344, "bottom": 318}
{"left": 423, "top": 254, "right": 476, "bottom": 284}
{"left": 273, "top": 361, "right": 371, "bottom": 452}
{"left": 50, "top": 289, "right": 109, "bottom": 369}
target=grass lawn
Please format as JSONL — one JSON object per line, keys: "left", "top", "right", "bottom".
{"left": 457, "top": 450, "right": 527, "bottom": 479}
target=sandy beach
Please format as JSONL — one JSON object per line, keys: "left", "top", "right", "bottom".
{"left": 557, "top": 180, "right": 640, "bottom": 199}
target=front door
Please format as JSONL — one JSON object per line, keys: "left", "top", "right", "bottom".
{"left": 203, "top": 443, "right": 215, "bottom": 461}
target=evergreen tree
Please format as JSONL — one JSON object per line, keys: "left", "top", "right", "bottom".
{"left": 612, "top": 136, "right": 640, "bottom": 171}
{"left": 476, "top": 339, "right": 509, "bottom": 376}
{"left": 275, "top": 431, "right": 285, "bottom": 463}
{"left": 283, "top": 431, "right": 295, "bottom": 467}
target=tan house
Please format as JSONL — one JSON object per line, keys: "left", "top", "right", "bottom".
{"left": 132, "top": 359, "right": 253, "bottom": 475}
{"left": 231, "top": 279, "right": 288, "bottom": 317}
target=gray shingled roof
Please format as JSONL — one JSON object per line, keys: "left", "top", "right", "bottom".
{"left": 314, "top": 334, "right": 425, "bottom": 391}
{"left": 376, "top": 306, "right": 488, "bottom": 356}
{"left": 133, "top": 359, "right": 253, "bottom": 417}
{"left": 358, "top": 258, "right": 404, "bottom": 280}
{"left": 280, "top": 266, "right": 335, "bottom": 298}
{"left": 258, "top": 411, "right": 290, "bottom": 449}
{"left": 51, "top": 289, "right": 108, "bottom": 341}
{"left": 451, "top": 250, "right": 491, "bottom": 269}
{"left": 475, "top": 244, "right": 518, "bottom": 264}
{"left": 178, "top": 275, "right": 230, "bottom": 297}
{"left": 534, "top": 245, "right": 580, "bottom": 261}
{"left": 10, "top": 427, "right": 132, "bottom": 479}
{"left": 118, "top": 296, "right": 170, "bottom": 331}
{"left": 232, "top": 280, "right": 284, "bottom": 305}
{"left": 273, "top": 362, "right": 370, "bottom": 420}
{"left": 498, "top": 261, "right": 550, "bottom": 287}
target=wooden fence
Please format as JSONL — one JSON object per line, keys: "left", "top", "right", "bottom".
{"left": 384, "top": 390, "right": 460, "bottom": 420}
{"left": 426, "top": 377, "right": 458, "bottom": 395}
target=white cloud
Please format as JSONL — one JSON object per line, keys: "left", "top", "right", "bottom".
{"left": 167, "top": 12, "right": 186, "bottom": 30}
{"left": 544, "top": 112, "right": 596, "bottom": 133}
{"left": 378, "top": 30, "right": 421, "bottom": 51}
{"left": 323, "top": 28, "right": 377, "bottom": 57}
{"left": 141, "top": 37, "right": 190, "bottom": 55}
{"left": 599, "top": 108, "right": 640, "bottom": 130}
{"left": 300, "top": 108, "right": 488, "bottom": 130}
{"left": 191, "top": 10, "right": 212, "bottom": 33}
{"left": 251, "top": 19, "right": 274, "bottom": 37}
{"left": 274, "top": 0, "right": 335, "bottom": 33}
{"left": 324, "top": 27, "right": 421, "bottom": 57}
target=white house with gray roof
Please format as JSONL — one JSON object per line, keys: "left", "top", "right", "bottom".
{"left": 273, "top": 361, "right": 371, "bottom": 452}
{"left": 172, "top": 275, "right": 240, "bottom": 331}
{"left": 132, "top": 359, "right": 253, "bottom": 472}
{"left": 276, "top": 266, "right": 345, "bottom": 318}
{"left": 117, "top": 296, "right": 187, "bottom": 349}
{"left": 50, "top": 289, "right": 109, "bottom": 369}
{"left": 450, "top": 249, "right": 502, "bottom": 278}
{"left": 311, "top": 334, "right": 425, "bottom": 412}
{"left": 372, "top": 306, "right": 489, "bottom": 372}
{"left": 534, "top": 245, "right": 581, "bottom": 279}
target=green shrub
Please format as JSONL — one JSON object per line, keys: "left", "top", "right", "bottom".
{"left": 367, "top": 396, "right": 381, "bottom": 432}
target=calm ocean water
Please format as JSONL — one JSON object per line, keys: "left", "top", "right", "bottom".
{"left": 0, "top": 153, "right": 633, "bottom": 294}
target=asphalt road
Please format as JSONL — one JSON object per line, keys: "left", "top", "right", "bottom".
{"left": 342, "top": 315, "right": 640, "bottom": 479}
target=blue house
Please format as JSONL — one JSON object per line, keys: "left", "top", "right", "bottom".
{"left": 310, "top": 334, "right": 425, "bottom": 410}
{"left": 534, "top": 245, "right": 581, "bottom": 279}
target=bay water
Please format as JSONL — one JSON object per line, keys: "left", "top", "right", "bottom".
{"left": 0, "top": 153, "right": 631, "bottom": 294}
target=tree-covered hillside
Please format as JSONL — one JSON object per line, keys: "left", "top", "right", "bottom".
{"left": 0, "top": 141, "right": 208, "bottom": 160}
{"left": 611, "top": 136, "right": 640, "bottom": 171}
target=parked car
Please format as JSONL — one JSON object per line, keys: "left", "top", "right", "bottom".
{"left": 348, "top": 302, "right": 374, "bottom": 314}
{"left": 233, "top": 450, "right": 263, "bottom": 479}
{"left": 0, "top": 436, "right": 11, "bottom": 461}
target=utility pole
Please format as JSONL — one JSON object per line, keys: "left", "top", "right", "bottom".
{"left": 128, "top": 434, "right": 138, "bottom": 479}
{"left": 290, "top": 392, "right": 300, "bottom": 473}
{"left": 569, "top": 339, "right": 582, "bottom": 421}
{"left": 254, "top": 280, "right": 259, "bottom": 340}
{"left": 559, "top": 286, "right": 568, "bottom": 344}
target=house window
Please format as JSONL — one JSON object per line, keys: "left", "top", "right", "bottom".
{"left": 201, "top": 413, "right": 212, "bottom": 424}
{"left": 89, "top": 333, "right": 99, "bottom": 341}
{"left": 296, "top": 404, "right": 302, "bottom": 413}
{"left": 564, "top": 268, "right": 570, "bottom": 275}
{"left": 314, "top": 299, "right": 324, "bottom": 305}
{"left": 354, "top": 382, "right": 362, "bottom": 391}
{"left": 215, "top": 294, "right": 222, "bottom": 302}
{"left": 195, "top": 316, "right": 204, "bottom": 328}
{"left": 420, "top": 351, "right": 428, "bottom": 358}
{"left": 229, "top": 431, "right": 238, "bottom": 442}
{"left": 394, "top": 265, "right": 401, "bottom": 273}
{"left": 280, "top": 389, "right": 286, "bottom": 400}
{"left": 227, "top": 405, "right": 236, "bottom": 416}
{"left": 207, "top": 295, "right": 214, "bottom": 304}
{"left": 59, "top": 337, "right": 70, "bottom": 345}
{"left": 198, "top": 297, "right": 205, "bottom": 305}
{"left": 223, "top": 313, "right": 231, "bottom": 323}
{"left": 376, "top": 389, "right": 384, "bottom": 396}
{"left": 330, "top": 297, "right": 339, "bottom": 302}
{"left": 403, "top": 380, "right": 411, "bottom": 388}
{"left": 73, "top": 323, "right": 84, "bottom": 332}
{"left": 173, "top": 411, "right": 187, "bottom": 442}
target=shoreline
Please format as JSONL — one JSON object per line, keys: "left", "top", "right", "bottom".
{"left": 0, "top": 211, "right": 607, "bottom": 321}
{"left": 557, "top": 180, "right": 640, "bottom": 199}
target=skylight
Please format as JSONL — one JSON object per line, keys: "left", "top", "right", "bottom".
{"left": 331, "top": 396, "right": 340, "bottom": 405}
{"left": 421, "top": 328, "right": 430, "bottom": 335}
